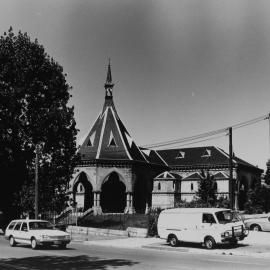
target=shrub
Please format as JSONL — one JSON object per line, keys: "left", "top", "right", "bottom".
{"left": 147, "top": 208, "right": 162, "bottom": 237}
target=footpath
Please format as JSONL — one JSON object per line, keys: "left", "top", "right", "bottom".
{"left": 77, "top": 231, "right": 270, "bottom": 258}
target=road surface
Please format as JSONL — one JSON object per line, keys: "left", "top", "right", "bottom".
{"left": 0, "top": 236, "right": 270, "bottom": 269}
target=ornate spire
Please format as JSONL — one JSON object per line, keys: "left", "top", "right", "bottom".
{"left": 104, "top": 59, "right": 114, "bottom": 99}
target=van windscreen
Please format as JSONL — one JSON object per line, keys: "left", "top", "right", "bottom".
{"left": 215, "top": 210, "right": 241, "bottom": 224}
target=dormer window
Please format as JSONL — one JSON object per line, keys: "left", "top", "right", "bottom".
{"left": 87, "top": 131, "right": 96, "bottom": 147}
{"left": 176, "top": 151, "right": 185, "bottom": 159}
{"left": 108, "top": 131, "right": 117, "bottom": 147}
{"left": 202, "top": 149, "right": 211, "bottom": 157}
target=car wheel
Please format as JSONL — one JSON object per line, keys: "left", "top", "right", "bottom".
{"left": 59, "top": 243, "right": 67, "bottom": 249}
{"left": 229, "top": 239, "right": 238, "bottom": 247}
{"left": 31, "top": 238, "right": 38, "bottom": 249}
{"left": 168, "top": 234, "right": 178, "bottom": 247}
{"left": 251, "top": 224, "right": 262, "bottom": 231}
{"left": 9, "top": 236, "right": 16, "bottom": 247}
{"left": 204, "top": 236, "right": 216, "bottom": 249}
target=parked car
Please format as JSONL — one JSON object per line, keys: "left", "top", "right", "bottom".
{"left": 5, "top": 219, "right": 71, "bottom": 249}
{"left": 244, "top": 216, "right": 270, "bottom": 231}
{"left": 158, "top": 208, "right": 248, "bottom": 249}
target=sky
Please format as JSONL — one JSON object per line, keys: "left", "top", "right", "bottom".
{"left": 1, "top": 0, "right": 270, "bottom": 170}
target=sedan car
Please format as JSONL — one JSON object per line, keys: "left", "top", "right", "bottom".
{"left": 244, "top": 216, "right": 270, "bottom": 231}
{"left": 5, "top": 219, "right": 71, "bottom": 249}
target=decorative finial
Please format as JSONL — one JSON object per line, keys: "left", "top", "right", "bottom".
{"left": 104, "top": 59, "right": 114, "bottom": 98}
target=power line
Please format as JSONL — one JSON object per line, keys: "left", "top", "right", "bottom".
{"left": 143, "top": 113, "right": 269, "bottom": 149}
{"left": 162, "top": 134, "right": 227, "bottom": 149}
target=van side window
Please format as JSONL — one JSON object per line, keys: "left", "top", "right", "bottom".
{"left": 202, "top": 213, "right": 216, "bottom": 224}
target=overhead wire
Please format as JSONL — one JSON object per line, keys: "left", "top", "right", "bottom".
{"left": 162, "top": 134, "right": 227, "bottom": 150}
{"left": 143, "top": 113, "right": 269, "bottom": 149}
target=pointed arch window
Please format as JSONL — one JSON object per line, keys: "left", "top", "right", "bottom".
{"left": 77, "top": 183, "right": 84, "bottom": 193}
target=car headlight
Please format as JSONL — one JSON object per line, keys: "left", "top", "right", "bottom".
{"left": 65, "top": 235, "right": 70, "bottom": 239}
{"left": 221, "top": 231, "right": 230, "bottom": 237}
{"left": 41, "top": 235, "right": 50, "bottom": 239}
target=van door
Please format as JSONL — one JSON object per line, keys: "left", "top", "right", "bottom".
{"left": 201, "top": 213, "right": 217, "bottom": 240}
{"left": 178, "top": 213, "right": 201, "bottom": 243}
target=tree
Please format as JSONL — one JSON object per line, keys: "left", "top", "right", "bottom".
{"left": 196, "top": 170, "right": 217, "bottom": 206}
{"left": 264, "top": 161, "right": 270, "bottom": 185}
{"left": 0, "top": 27, "right": 78, "bottom": 218}
{"left": 243, "top": 182, "right": 270, "bottom": 214}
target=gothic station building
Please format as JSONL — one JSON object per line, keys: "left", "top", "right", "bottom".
{"left": 70, "top": 63, "right": 263, "bottom": 214}
{"left": 69, "top": 63, "right": 167, "bottom": 214}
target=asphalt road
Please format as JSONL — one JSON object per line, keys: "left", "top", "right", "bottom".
{"left": 1, "top": 236, "right": 270, "bottom": 270}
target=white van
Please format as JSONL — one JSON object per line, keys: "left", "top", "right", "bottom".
{"left": 157, "top": 208, "right": 248, "bottom": 249}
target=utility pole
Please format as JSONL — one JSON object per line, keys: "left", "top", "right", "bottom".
{"left": 228, "top": 127, "right": 234, "bottom": 209}
{"left": 35, "top": 144, "right": 39, "bottom": 219}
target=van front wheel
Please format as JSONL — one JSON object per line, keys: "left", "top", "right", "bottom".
{"left": 168, "top": 235, "right": 178, "bottom": 247}
{"left": 204, "top": 236, "right": 216, "bottom": 249}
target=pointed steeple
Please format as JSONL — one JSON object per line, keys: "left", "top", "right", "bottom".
{"left": 78, "top": 62, "right": 168, "bottom": 165}
{"left": 104, "top": 59, "right": 114, "bottom": 99}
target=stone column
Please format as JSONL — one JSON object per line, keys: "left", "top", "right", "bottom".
{"left": 92, "top": 191, "right": 102, "bottom": 215}
{"left": 124, "top": 192, "right": 135, "bottom": 214}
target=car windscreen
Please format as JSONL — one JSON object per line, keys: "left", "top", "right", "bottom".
{"left": 215, "top": 210, "right": 241, "bottom": 224}
{"left": 29, "top": 221, "right": 54, "bottom": 230}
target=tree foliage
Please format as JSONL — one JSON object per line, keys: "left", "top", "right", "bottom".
{"left": 0, "top": 27, "right": 78, "bottom": 218}
{"left": 264, "top": 161, "right": 270, "bottom": 185}
{"left": 243, "top": 182, "right": 270, "bottom": 214}
{"left": 196, "top": 170, "right": 217, "bottom": 206}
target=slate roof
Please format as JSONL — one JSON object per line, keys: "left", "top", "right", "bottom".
{"left": 157, "top": 146, "right": 261, "bottom": 170}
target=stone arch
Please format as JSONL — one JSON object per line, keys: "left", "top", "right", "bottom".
{"left": 72, "top": 168, "right": 96, "bottom": 191}
{"left": 100, "top": 172, "right": 127, "bottom": 213}
{"left": 99, "top": 168, "right": 130, "bottom": 191}
{"left": 73, "top": 172, "right": 94, "bottom": 211}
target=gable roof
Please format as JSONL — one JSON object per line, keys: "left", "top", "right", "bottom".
{"left": 154, "top": 171, "right": 181, "bottom": 180}
{"left": 182, "top": 172, "right": 202, "bottom": 180}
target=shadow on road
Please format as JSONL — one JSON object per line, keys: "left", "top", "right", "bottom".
{"left": 166, "top": 242, "right": 249, "bottom": 250}
{"left": 0, "top": 255, "right": 139, "bottom": 269}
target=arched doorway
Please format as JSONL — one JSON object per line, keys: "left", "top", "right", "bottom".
{"left": 73, "top": 172, "right": 93, "bottom": 211}
{"left": 100, "top": 172, "right": 126, "bottom": 213}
